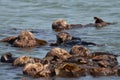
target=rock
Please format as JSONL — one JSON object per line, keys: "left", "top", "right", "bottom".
{"left": 45, "top": 47, "right": 72, "bottom": 60}
{"left": 70, "top": 45, "right": 91, "bottom": 57}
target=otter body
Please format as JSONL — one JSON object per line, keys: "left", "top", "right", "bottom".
{"left": 0, "top": 30, "right": 47, "bottom": 48}
{"left": 51, "top": 32, "right": 98, "bottom": 46}
{"left": 94, "top": 17, "right": 116, "bottom": 28}
{"left": 52, "top": 17, "right": 116, "bottom": 31}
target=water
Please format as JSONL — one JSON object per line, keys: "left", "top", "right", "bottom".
{"left": 0, "top": 0, "right": 120, "bottom": 80}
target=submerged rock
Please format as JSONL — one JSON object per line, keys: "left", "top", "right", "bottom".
{"left": 0, "top": 30, "right": 47, "bottom": 48}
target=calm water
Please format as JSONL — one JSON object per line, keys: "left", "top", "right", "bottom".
{"left": 0, "top": 0, "right": 120, "bottom": 80}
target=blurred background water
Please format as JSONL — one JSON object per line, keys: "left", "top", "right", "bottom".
{"left": 0, "top": 0, "right": 120, "bottom": 80}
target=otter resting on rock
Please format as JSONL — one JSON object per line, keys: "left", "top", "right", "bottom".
{"left": 94, "top": 17, "right": 116, "bottom": 28}
{"left": 0, "top": 30, "right": 47, "bottom": 48}
{"left": 50, "top": 32, "right": 99, "bottom": 46}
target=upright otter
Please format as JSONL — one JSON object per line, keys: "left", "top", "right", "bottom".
{"left": 0, "top": 30, "right": 47, "bottom": 48}
{"left": 50, "top": 32, "right": 98, "bottom": 46}
{"left": 94, "top": 17, "right": 116, "bottom": 28}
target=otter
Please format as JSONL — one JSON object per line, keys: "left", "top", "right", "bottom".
{"left": 52, "top": 17, "right": 117, "bottom": 31}
{"left": 45, "top": 47, "right": 72, "bottom": 60}
{"left": 0, "top": 30, "right": 47, "bottom": 48}
{"left": 50, "top": 32, "right": 98, "bottom": 46}
{"left": 70, "top": 45, "right": 91, "bottom": 57}
{"left": 1, "top": 47, "right": 120, "bottom": 77}
{"left": 94, "top": 17, "right": 116, "bottom": 28}
{"left": 52, "top": 19, "right": 84, "bottom": 31}
{"left": 0, "top": 52, "right": 16, "bottom": 63}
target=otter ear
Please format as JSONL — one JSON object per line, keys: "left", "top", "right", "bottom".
{"left": 94, "top": 17, "right": 97, "bottom": 19}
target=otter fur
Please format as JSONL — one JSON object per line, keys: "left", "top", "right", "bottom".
{"left": 0, "top": 30, "right": 47, "bottom": 48}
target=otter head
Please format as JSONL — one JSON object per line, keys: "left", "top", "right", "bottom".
{"left": 13, "top": 30, "right": 37, "bottom": 47}
{"left": 0, "top": 52, "right": 13, "bottom": 63}
{"left": 23, "top": 63, "right": 44, "bottom": 77}
{"left": 52, "top": 19, "right": 70, "bottom": 31}
{"left": 13, "top": 56, "right": 33, "bottom": 66}
{"left": 94, "top": 17, "right": 104, "bottom": 23}
{"left": 70, "top": 45, "right": 91, "bottom": 57}
{"left": 56, "top": 32, "right": 72, "bottom": 44}
{"left": 94, "top": 17, "right": 106, "bottom": 27}
{"left": 46, "top": 48, "right": 72, "bottom": 60}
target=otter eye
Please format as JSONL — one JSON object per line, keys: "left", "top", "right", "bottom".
{"left": 31, "top": 68, "right": 36, "bottom": 72}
